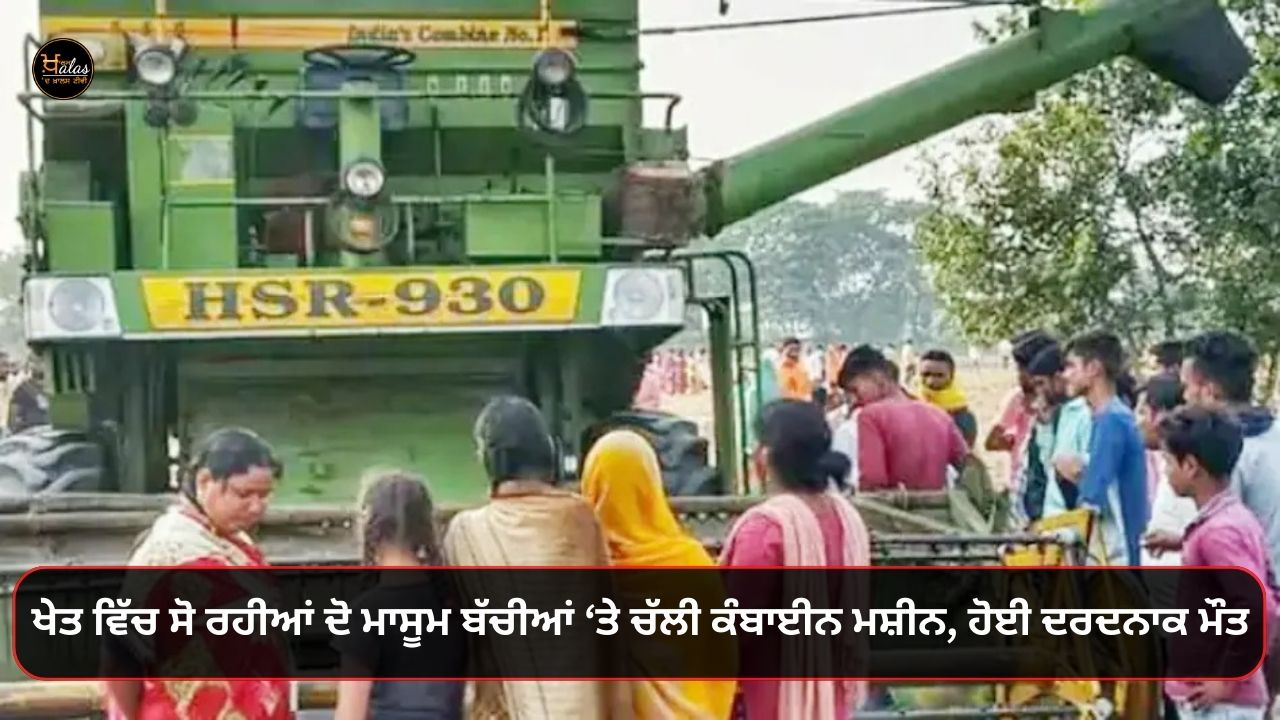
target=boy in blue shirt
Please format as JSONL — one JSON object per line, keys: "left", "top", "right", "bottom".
{"left": 1057, "top": 330, "right": 1149, "bottom": 566}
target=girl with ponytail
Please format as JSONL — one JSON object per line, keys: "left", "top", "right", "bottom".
{"left": 719, "top": 399, "right": 871, "bottom": 720}
{"left": 334, "top": 469, "right": 465, "bottom": 720}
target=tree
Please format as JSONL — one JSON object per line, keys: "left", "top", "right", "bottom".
{"left": 914, "top": 0, "right": 1280, "bottom": 376}
{"left": 693, "top": 190, "right": 946, "bottom": 345}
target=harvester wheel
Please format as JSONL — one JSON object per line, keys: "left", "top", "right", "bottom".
{"left": 0, "top": 426, "right": 105, "bottom": 495}
{"left": 578, "top": 331, "right": 649, "bottom": 419}
{"left": 583, "top": 410, "right": 720, "bottom": 496}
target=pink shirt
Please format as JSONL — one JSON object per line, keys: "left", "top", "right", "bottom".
{"left": 1166, "top": 492, "right": 1275, "bottom": 707}
{"left": 995, "top": 389, "right": 1034, "bottom": 490}
{"left": 857, "top": 397, "right": 969, "bottom": 491}
{"left": 719, "top": 502, "right": 854, "bottom": 720}
{"left": 632, "top": 364, "right": 662, "bottom": 411}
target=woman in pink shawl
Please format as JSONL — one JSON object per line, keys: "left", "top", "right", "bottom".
{"left": 633, "top": 353, "right": 664, "bottom": 411}
{"left": 720, "top": 399, "right": 871, "bottom": 720}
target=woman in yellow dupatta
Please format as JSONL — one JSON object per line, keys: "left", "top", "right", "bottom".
{"left": 582, "top": 430, "right": 737, "bottom": 720}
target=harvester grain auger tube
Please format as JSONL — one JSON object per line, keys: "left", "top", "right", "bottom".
{"left": 667, "top": 0, "right": 1249, "bottom": 236}
{"left": 612, "top": 0, "right": 1251, "bottom": 518}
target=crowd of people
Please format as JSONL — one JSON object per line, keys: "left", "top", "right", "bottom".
{"left": 101, "top": 394, "right": 869, "bottom": 720}
{"left": 633, "top": 348, "right": 711, "bottom": 410}
{"left": 760, "top": 328, "right": 1280, "bottom": 719}
{"left": 94, "top": 326, "right": 1280, "bottom": 720}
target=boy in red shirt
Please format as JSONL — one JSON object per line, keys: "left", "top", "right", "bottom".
{"left": 837, "top": 344, "right": 968, "bottom": 491}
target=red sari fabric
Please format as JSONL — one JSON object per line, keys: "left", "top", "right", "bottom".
{"left": 107, "top": 503, "right": 293, "bottom": 720}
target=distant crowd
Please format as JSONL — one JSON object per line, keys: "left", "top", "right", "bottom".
{"left": 632, "top": 327, "right": 1280, "bottom": 718}
{"left": 759, "top": 329, "right": 1280, "bottom": 719}
{"left": 76, "top": 326, "right": 1280, "bottom": 720}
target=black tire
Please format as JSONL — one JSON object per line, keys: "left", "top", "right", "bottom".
{"left": 583, "top": 410, "right": 721, "bottom": 497}
{"left": 578, "top": 331, "right": 649, "bottom": 419}
{"left": 0, "top": 425, "right": 106, "bottom": 495}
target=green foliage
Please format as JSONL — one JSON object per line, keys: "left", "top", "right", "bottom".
{"left": 691, "top": 190, "right": 946, "bottom": 345}
{"left": 917, "top": 0, "right": 1280, "bottom": 365}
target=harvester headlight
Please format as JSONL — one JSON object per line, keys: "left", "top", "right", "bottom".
{"left": 602, "top": 268, "right": 685, "bottom": 327}
{"left": 134, "top": 46, "right": 179, "bottom": 86}
{"left": 24, "top": 277, "right": 122, "bottom": 341}
{"left": 342, "top": 159, "right": 386, "bottom": 199}
{"left": 130, "top": 35, "right": 187, "bottom": 89}
{"left": 533, "top": 48, "right": 576, "bottom": 88}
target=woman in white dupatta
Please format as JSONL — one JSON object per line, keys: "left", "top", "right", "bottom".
{"left": 720, "top": 399, "right": 871, "bottom": 720}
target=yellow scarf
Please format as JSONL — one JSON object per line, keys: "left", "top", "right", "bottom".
{"left": 582, "top": 430, "right": 737, "bottom": 720}
{"left": 920, "top": 380, "right": 969, "bottom": 412}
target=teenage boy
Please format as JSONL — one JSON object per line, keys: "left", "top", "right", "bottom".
{"left": 1159, "top": 406, "right": 1273, "bottom": 720}
{"left": 1058, "top": 330, "right": 1148, "bottom": 566}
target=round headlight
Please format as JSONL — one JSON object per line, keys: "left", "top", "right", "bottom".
{"left": 610, "top": 270, "right": 665, "bottom": 322}
{"left": 134, "top": 47, "right": 177, "bottom": 86}
{"left": 48, "top": 279, "right": 107, "bottom": 333}
{"left": 343, "top": 160, "right": 386, "bottom": 199}
{"left": 533, "top": 48, "right": 576, "bottom": 87}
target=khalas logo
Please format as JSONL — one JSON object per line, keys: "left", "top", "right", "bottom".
{"left": 32, "top": 38, "right": 94, "bottom": 100}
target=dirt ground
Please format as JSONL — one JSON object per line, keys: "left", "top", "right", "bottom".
{"left": 659, "top": 361, "right": 1021, "bottom": 488}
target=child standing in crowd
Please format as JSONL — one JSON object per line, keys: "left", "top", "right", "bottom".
{"left": 1138, "top": 374, "right": 1197, "bottom": 567}
{"left": 335, "top": 469, "right": 465, "bottom": 720}
{"left": 1158, "top": 407, "right": 1275, "bottom": 720}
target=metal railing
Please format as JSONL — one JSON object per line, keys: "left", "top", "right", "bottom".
{"left": 160, "top": 192, "right": 558, "bottom": 268}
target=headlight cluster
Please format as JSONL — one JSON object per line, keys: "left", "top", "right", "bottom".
{"left": 134, "top": 45, "right": 178, "bottom": 86}
{"left": 25, "top": 277, "right": 122, "bottom": 341}
{"left": 342, "top": 159, "right": 387, "bottom": 200}
{"left": 601, "top": 268, "right": 686, "bottom": 327}
{"left": 518, "top": 48, "right": 588, "bottom": 138}
{"left": 533, "top": 48, "right": 576, "bottom": 88}
{"left": 130, "top": 36, "right": 187, "bottom": 89}
{"left": 131, "top": 35, "right": 191, "bottom": 128}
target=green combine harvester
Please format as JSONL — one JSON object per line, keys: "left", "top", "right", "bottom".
{"left": 0, "top": 0, "right": 1254, "bottom": 713}
{"left": 7, "top": 0, "right": 1252, "bottom": 505}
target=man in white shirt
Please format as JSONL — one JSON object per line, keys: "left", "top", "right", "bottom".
{"left": 831, "top": 405, "right": 860, "bottom": 491}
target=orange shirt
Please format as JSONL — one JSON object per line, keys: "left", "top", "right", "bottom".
{"left": 777, "top": 357, "right": 813, "bottom": 401}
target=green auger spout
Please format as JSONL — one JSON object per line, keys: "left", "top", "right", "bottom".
{"left": 698, "top": 0, "right": 1251, "bottom": 235}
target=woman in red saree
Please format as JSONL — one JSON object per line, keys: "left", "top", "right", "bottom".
{"left": 719, "top": 400, "right": 871, "bottom": 720}
{"left": 103, "top": 428, "right": 291, "bottom": 720}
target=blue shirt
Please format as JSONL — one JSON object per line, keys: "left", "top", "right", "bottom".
{"left": 1078, "top": 397, "right": 1149, "bottom": 566}
{"left": 1041, "top": 397, "right": 1093, "bottom": 518}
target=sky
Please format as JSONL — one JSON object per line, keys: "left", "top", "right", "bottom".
{"left": 0, "top": 0, "right": 1002, "bottom": 250}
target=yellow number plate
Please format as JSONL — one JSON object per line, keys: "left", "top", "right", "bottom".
{"left": 141, "top": 270, "right": 582, "bottom": 331}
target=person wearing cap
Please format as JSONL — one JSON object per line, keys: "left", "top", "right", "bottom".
{"left": 442, "top": 395, "right": 627, "bottom": 719}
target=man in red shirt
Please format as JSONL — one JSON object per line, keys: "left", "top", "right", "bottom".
{"left": 838, "top": 345, "right": 969, "bottom": 491}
